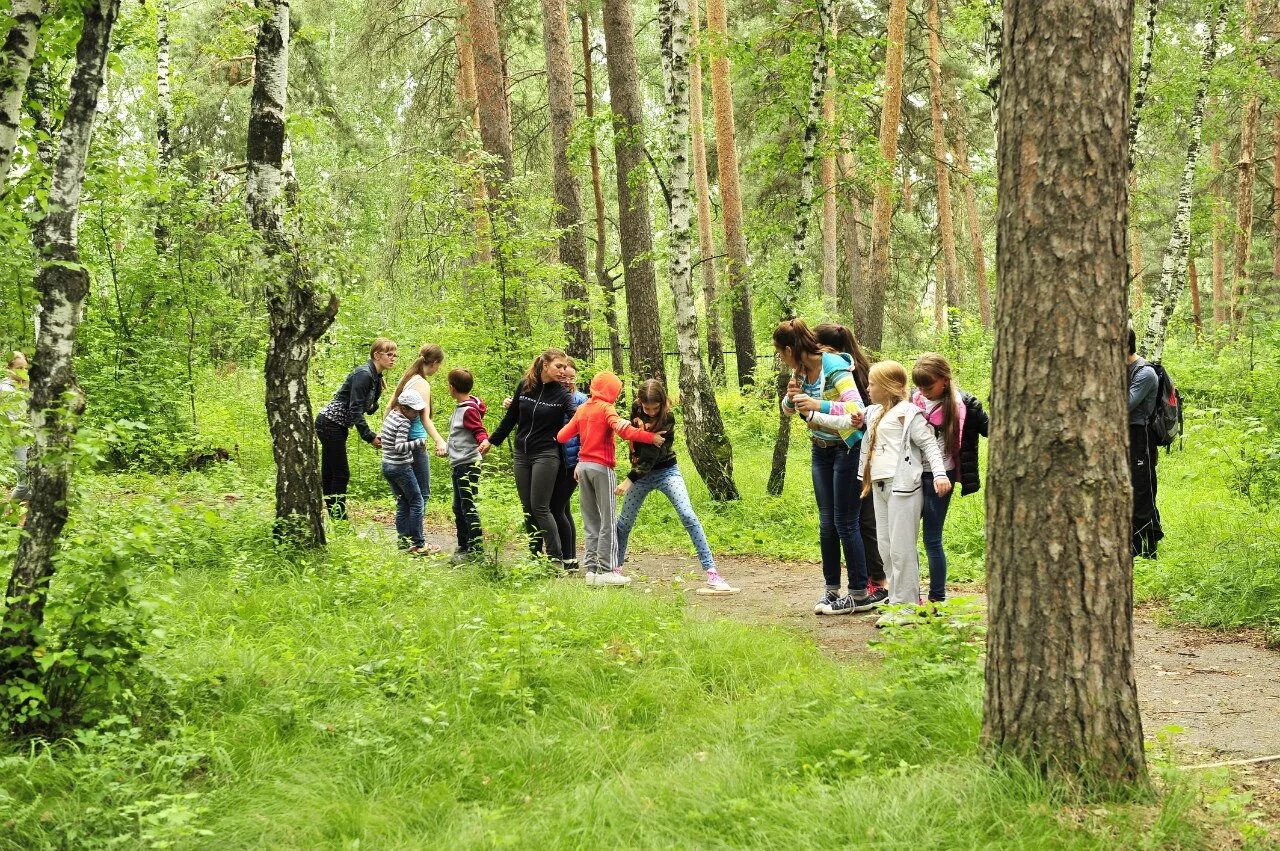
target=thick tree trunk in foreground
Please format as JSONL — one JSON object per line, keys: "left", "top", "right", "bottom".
{"left": 1142, "top": 2, "right": 1223, "bottom": 360}
{"left": 707, "top": 0, "right": 756, "bottom": 387}
{"left": 690, "top": 1, "right": 725, "bottom": 384}
{"left": 1211, "top": 139, "right": 1227, "bottom": 324}
{"left": 660, "top": 0, "right": 738, "bottom": 500}
{"left": 863, "top": 0, "right": 908, "bottom": 349}
{"left": 582, "top": 12, "right": 626, "bottom": 376}
{"left": 984, "top": 0, "right": 1148, "bottom": 792}
{"left": 602, "top": 0, "right": 664, "bottom": 381}
{"left": 541, "top": 0, "right": 592, "bottom": 362}
{"left": 927, "top": 0, "right": 960, "bottom": 330}
{"left": 1231, "top": 0, "right": 1260, "bottom": 331}
{"left": 953, "top": 107, "right": 990, "bottom": 327}
{"left": 2, "top": 0, "right": 119, "bottom": 692}
{"left": 0, "top": 0, "right": 42, "bottom": 186}
{"left": 767, "top": 0, "right": 833, "bottom": 497}
{"left": 247, "top": 0, "right": 337, "bottom": 548}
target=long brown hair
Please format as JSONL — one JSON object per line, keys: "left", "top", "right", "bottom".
{"left": 369, "top": 337, "right": 396, "bottom": 393}
{"left": 912, "top": 352, "right": 960, "bottom": 459}
{"left": 814, "top": 323, "right": 871, "bottom": 390}
{"left": 387, "top": 343, "right": 445, "bottom": 415}
{"left": 860, "top": 361, "right": 910, "bottom": 497}
{"left": 521, "top": 348, "right": 568, "bottom": 393}
{"left": 635, "top": 379, "right": 671, "bottom": 429}
{"left": 772, "top": 319, "right": 822, "bottom": 375}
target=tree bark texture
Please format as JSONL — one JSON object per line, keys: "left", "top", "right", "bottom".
{"left": 863, "top": 0, "right": 908, "bottom": 350}
{"left": 1142, "top": 2, "right": 1223, "bottom": 361}
{"left": 953, "top": 117, "right": 991, "bottom": 327}
{"left": 660, "top": 0, "right": 738, "bottom": 500}
{"left": 602, "top": 0, "right": 664, "bottom": 382}
{"left": 820, "top": 15, "right": 838, "bottom": 312}
{"left": 1274, "top": 108, "right": 1280, "bottom": 280}
{"left": 1189, "top": 253, "right": 1202, "bottom": 342}
{"left": 541, "top": 0, "right": 592, "bottom": 362}
{"left": 581, "top": 12, "right": 626, "bottom": 377}
{"left": 984, "top": 0, "right": 1148, "bottom": 791}
{"left": 766, "top": 0, "right": 833, "bottom": 498}
{"left": 706, "top": 0, "right": 756, "bottom": 387}
{"left": 927, "top": 0, "right": 960, "bottom": 329}
{"left": 1127, "top": 0, "right": 1158, "bottom": 172}
{"left": 455, "top": 2, "right": 494, "bottom": 266}
{"left": 0, "top": 0, "right": 42, "bottom": 187}
{"left": 155, "top": 0, "right": 172, "bottom": 166}
{"left": 1211, "top": 139, "right": 1227, "bottom": 324}
{"left": 690, "top": 0, "right": 725, "bottom": 384}
{"left": 247, "top": 0, "right": 337, "bottom": 549}
{"left": 2, "top": 0, "right": 119, "bottom": 690}
{"left": 1231, "top": 0, "right": 1260, "bottom": 329}
{"left": 838, "top": 150, "right": 863, "bottom": 326}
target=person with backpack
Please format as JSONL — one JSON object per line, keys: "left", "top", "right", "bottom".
{"left": 1127, "top": 329, "right": 1164, "bottom": 558}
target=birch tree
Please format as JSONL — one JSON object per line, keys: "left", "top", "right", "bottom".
{"left": 659, "top": 0, "right": 738, "bottom": 500}
{"left": 690, "top": 0, "right": 725, "bottom": 384}
{"left": 985, "top": 0, "right": 1147, "bottom": 791}
{"left": 0, "top": 0, "right": 42, "bottom": 186}
{"left": 820, "top": 14, "right": 838, "bottom": 312}
{"left": 246, "top": 0, "right": 337, "bottom": 548}
{"left": 1142, "top": 1, "right": 1224, "bottom": 361}
{"left": 602, "top": 0, "right": 665, "bottom": 381}
{"left": 953, "top": 108, "right": 990, "bottom": 327}
{"left": 1128, "top": 0, "right": 1159, "bottom": 170}
{"left": 541, "top": 0, "right": 592, "bottom": 362}
{"left": 2, "top": 0, "right": 120, "bottom": 693}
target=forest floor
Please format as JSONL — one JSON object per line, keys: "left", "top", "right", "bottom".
{"left": 412, "top": 520, "right": 1280, "bottom": 821}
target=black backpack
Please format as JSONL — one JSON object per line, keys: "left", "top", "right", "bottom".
{"left": 1131, "top": 360, "right": 1184, "bottom": 451}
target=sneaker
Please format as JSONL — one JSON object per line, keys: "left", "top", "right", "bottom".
{"left": 866, "top": 586, "right": 889, "bottom": 606}
{"left": 562, "top": 559, "right": 581, "bottom": 574}
{"left": 584, "top": 571, "right": 599, "bottom": 586}
{"left": 814, "top": 590, "right": 840, "bottom": 614}
{"left": 594, "top": 569, "right": 632, "bottom": 587}
{"left": 820, "top": 593, "right": 873, "bottom": 615}
{"left": 696, "top": 569, "right": 739, "bottom": 596}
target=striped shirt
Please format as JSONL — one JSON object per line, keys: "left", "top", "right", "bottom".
{"left": 379, "top": 409, "right": 426, "bottom": 465}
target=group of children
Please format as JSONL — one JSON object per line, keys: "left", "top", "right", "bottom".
{"left": 374, "top": 326, "right": 988, "bottom": 618}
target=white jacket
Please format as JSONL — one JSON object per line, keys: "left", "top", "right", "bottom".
{"left": 809, "top": 403, "right": 947, "bottom": 494}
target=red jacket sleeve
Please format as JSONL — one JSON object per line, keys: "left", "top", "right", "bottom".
{"left": 557, "top": 409, "right": 582, "bottom": 444}
{"left": 463, "top": 405, "right": 488, "bottom": 443}
{"left": 609, "top": 411, "right": 658, "bottom": 444}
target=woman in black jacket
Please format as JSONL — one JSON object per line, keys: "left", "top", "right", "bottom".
{"left": 315, "top": 338, "right": 398, "bottom": 518}
{"left": 480, "top": 348, "right": 573, "bottom": 564}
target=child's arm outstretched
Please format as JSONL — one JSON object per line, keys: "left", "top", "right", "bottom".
{"left": 610, "top": 412, "right": 664, "bottom": 446}
{"left": 556, "top": 408, "right": 583, "bottom": 444}
{"left": 908, "top": 413, "right": 952, "bottom": 496}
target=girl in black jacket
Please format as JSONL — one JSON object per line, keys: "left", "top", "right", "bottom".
{"left": 315, "top": 338, "right": 398, "bottom": 519}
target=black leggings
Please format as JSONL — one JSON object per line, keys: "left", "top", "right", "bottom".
{"left": 514, "top": 449, "right": 564, "bottom": 560}
{"left": 550, "top": 463, "right": 579, "bottom": 561}
{"left": 316, "top": 415, "right": 351, "bottom": 519}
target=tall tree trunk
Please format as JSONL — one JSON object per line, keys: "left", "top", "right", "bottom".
{"left": 953, "top": 118, "right": 991, "bottom": 327}
{"left": 1131, "top": 235, "right": 1144, "bottom": 311}
{"left": 863, "top": 0, "right": 908, "bottom": 350}
{"left": 541, "top": 0, "right": 592, "bottom": 362}
{"left": 1189, "top": 253, "right": 1203, "bottom": 343}
{"left": 2, "top": 0, "right": 120, "bottom": 692}
{"left": 1231, "top": 0, "right": 1261, "bottom": 331}
{"left": 838, "top": 151, "right": 863, "bottom": 326}
{"left": 468, "top": 0, "right": 525, "bottom": 336}
{"left": 767, "top": 0, "right": 833, "bottom": 498}
{"left": 0, "top": 0, "right": 42, "bottom": 186}
{"left": 602, "top": 0, "right": 664, "bottom": 381}
{"left": 1274, "top": 108, "right": 1280, "bottom": 280}
{"left": 820, "top": 16, "right": 838, "bottom": 312}
{"left": 926, "top": 0, "right": 960, "bottom": 330}
{"left": 1210, "top": 139, "right": 1227, "bottom": 324}
{"left": 984, "top": 0, "right": 1147, "bottom": 792}
{"left": 455, "top": 1, "right": 493, "bottom": 266}
{"left": 690, "top": 0, "right": 725, "bottom": 384}
{"left": 1142, "top": 2, "right": 1223, "bottom": 361}
{"left": 1127, "top": 0, "right": 1158, "bottom": 171}
{"left": 247, "top": 0, "right": 338, "bottom": 548}
{"left": 706, "top": 0, "right": 756, "bottom": 387}
{"left": 582, "top": 11, "right": 625, "bottom": 376}
{"left": 660, "top": 0, "right": 738, "bottom": 500}
{"left": 154, "top": 0, "right": 173, "bottom": 250}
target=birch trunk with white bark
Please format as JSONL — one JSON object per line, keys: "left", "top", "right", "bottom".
{"left": 0, "top": 0, "right": 42, "bottom": 186}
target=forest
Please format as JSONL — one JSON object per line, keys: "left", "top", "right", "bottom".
{"left": 1, "top": 0, "right": 1279, "bottom": 846}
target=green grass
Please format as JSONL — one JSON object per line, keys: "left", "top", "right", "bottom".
{"left": 0, "top": 483, "right": 1249, "bottom": 848}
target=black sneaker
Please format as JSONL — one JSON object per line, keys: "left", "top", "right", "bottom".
{"left": 814, "top": 589, "right": 840, "bottom": 615}
{"left": 865, "top": 586, "right": 889, "bottom": 606}
{"left": 562, "top": 559, "right": 581, "bottom": 574}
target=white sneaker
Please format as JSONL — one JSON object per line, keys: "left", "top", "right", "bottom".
{"left": 594, "top": 569, "right": 632, "bottom": 586}
{"left": 695, "top": 569, "right": 739, "bottom": 596}
{"left": 584, "top": 571, "right": 598, "bottom": 586}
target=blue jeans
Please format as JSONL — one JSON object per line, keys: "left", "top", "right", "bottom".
{"left": 921, "top": 469, "right": 957, "bottom": 601}
{"left": 382, "top": 462, "right": 424, "bottom": 548}
{"left": 811, "top": 441, "right": 868, "bottom": 593}
{"left": 411, "top": 446, "right": 431, "bottom": 511}
{"left": 615, "top": 465, "right": 715, "bottom": 571}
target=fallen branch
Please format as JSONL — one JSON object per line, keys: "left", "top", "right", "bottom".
{"left": 1186, "top": 754, "right": 1280, "bottom": 770}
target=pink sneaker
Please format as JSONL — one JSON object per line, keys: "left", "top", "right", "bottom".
{"left": 696, "top": 568, "right": 739, "bottom": 595}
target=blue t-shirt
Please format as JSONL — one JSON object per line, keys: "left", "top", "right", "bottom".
{"left": 409, "top": 415, "right": 426, "bottom": 440}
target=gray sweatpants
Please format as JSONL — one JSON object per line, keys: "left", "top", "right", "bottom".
{"left": 871, "top": 480, "right": 924, "bottom": 605}
{"left": 576, "top": 462, "right": 617, "bottom": 574}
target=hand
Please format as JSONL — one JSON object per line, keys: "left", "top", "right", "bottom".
{"left": 435, "top": 440, "right": 448, "bottom": 457}
{"left": 786, "top": 377, "right": 801, "bottom": 399}
{"left": 851, "top": 411, "right": 865, "bottom": 429}
{"left": 934, "top": 477, "right": 953, "bottom": 497}
{"left": 478, "top": 439, "right": 491, "bottom": 455}
{"left": 793, "top": 394, "right": 821, "bottom": 413}
{"left": 502, "top": 397, "right": 513, "bottom": 409}
{"left": 651, "top": 432, "right": 666, "bottom": 447}
{"left": 372, "top": 436, "right": 382, "bottom": 449}
{"left": 573, "top": 467, "right": 580, "bottom": 482}
{"left": 615, "top": 478, "right": 633, "bottom": 497}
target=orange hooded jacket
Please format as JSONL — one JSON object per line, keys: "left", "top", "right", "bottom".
{"left": 556, "top": 371, "right": 657, "bottom": 468}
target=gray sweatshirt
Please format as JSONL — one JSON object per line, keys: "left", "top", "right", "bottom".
{"left": 447, "top": 396, "right": 489, "bottom": 467}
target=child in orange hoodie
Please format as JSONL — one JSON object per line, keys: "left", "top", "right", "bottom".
{"left": 557, "top": 371, "right": 665, "bottom": 586}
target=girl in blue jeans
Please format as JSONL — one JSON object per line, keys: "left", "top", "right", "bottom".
{"left": 614, "top": 380, "right": 737, "bottom": 595}
{"left": 380, "top": 389, "right": 430, "bottom": 554}
{"left": 911, "top": 353, "right": 967, "bottom": 603}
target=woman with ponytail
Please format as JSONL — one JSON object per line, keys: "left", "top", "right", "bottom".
{"left": 386, "top": 344, "right": 448, "bottom": 518}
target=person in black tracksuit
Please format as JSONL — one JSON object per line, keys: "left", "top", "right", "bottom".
{"left": 1127, "top": 329, "right": 1162, "bottom": 558}
{"left": 315, "top": 339, "right": 398, "bottom": 519}
{"left": 481, "top": 349, "right": 574, "bottom": 564}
